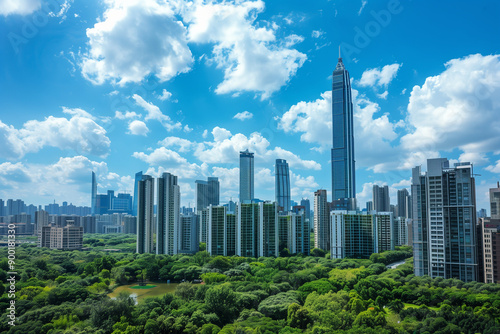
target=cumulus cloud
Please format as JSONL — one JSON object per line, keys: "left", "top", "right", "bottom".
{"left": 0, "top": 156, "right": 132, "bottom": 206}
{"left": 157, "top": 89, "right": 173, "bottom": 101}
{"left": 358, "top": 63, "right": 401, "bottom": 87}
{"left": 158, "top": 136, "right": 196, "bottom": 152}
{"left": 115, "top": 111, "right": 141, "bottom": 120}
{"left": 284, "top": 34, "right": 304, "bottom": 47}
{"left": 277, "top": 88, "right": 402, "bottom": 169}
{"left": 233, "top": 111, "right": 253, "bottom": 121}
{"left": 133, "top": 94, "right": 183, "bottom": 131}
{"left": 400, "top": 54, "right": 500, "bottom": 167}
{"left": 0, "top": 0, "right": 41, "bottom": 16}
{"left": 81, "top": 0, "right": 193, "bottom": 85}
{"left": 0, "top": 115, "right": 110, "bottom": 159}
{"left": 184, "top": 0, "right": 306, "bottom": 99}
{"left": 128, "top": 120, "right": 149, "bottom": 136}
{"left": 62, "top": 107, "right": 95, "bottom": 119}
{"left": 311, "top": 30, "right": 324, "bottom": 38}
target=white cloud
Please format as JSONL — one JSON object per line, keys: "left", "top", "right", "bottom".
{"left": 377, "top": 90, "right": 388, "bottom": 99}
{"left": 183, "top": 125, "right": 193, "bottom": 132}
{"left": 311, "top": 30, "right": 324, "bottom": 38}
{"left": 202, "top": 129, "right": 208, "bottom": 138}
{"left": 358, "top": 63, "right": 401, "bottom": 87}
{"left": 62, "top": 107, "right": 95, "bottom": 120}
{"left": 193, "top": 127, "right": 321, "bottom": 170}
{"left": 401, "top": 88, "right": 407, "bottom": 95}
{"left": 132, "top": 94, "right": 183, "bottom": 131}
{"left": 158, "top": 89, "right": 173, "bottom": 101}
{"left": 115, "top": 111, "right": 141, "bottom": 120}
{"left": 277, "top": 88, "right": 401, "bottom": 168}
{"left": 284, "top": 34, "right": 304, "bottom": 47}
{"left": 233, "top": 111, "right": 253, "bottom": 121}
{"left": 401, "top": 54, "right": 500, "bottom": 167}
{"left": 0, "top": 115, "right": 110, "bottom": 159}
{"left": 184, "top": 0, "right": 306, "bottom": 99}
{"left": 128, "top": 120, "right": 149, "bottom": 136}
{"left": 158, "top": 136, "right": 196, "bottom": 153}
{"left": 0, "top": 0, "right": 41, "bottom": 16}
{"left": 81, "top": 0, "right": 192, "bottom": 85}
{"left": 486, "top": 160, "right": 500, "bottom": 174}
{"left": 358, "top": 0, "right": 367, "bottom": 15}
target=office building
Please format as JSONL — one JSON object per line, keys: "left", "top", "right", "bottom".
{"left": 412, "top": 158, "right": 477, "bottom": 282}
{"left": 157, "top": 172, "right": 180, "bottom": 255}
{"left": 314, "top": 189, "right": 330, "bottom": 250}
{"left": 300, "top": 198, "right": 311, "bottom": 227}
{"left": 275, "top": 159, "right": 291, "bottom": 212}
{"left": 195, "top": 177, "right": 220, "bottom": 214}
{"left": 373, "top": 185, "right": 390, "bottom": 212}
{"left": 207, "top": 206, "right": 226, "bottom": 256}
{"left": 239, "top": 150, "right": 254, "bottom": 203}
{"left": 136, "top": 175, "right": 154, "bottom": 254}
{"left": 111, "top": 193, "right": 133, "bottom": 214}
{"left": 490, "top": 182, "right": 500, "bottom": 219}
{"left": 331, "top": 52, "right": 356, "bottom": 210}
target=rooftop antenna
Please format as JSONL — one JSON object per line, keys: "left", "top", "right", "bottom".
{"left": 339, "top": 45, "right": 341, "bottom": 59}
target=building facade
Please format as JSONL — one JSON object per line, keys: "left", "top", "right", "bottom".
{"left": 314, "top": 189, "right": 330, "bottom": 250}
{"left": 331, "top": 54, "right": 356, "bottom": 210}
{"left": 275, "top": 159, "right": 291, "bottom": 212}
{"left": 412, "top": 158, "right": 478, "bottom": 282}
{"left": 239, "top": 150, "right": 254, "bottom": 203}
{"left": 136, "top": 175, "right": 154, "bottom": 254}
{"left": 157, "top": 172, "right": 180, "bottom": 255}
{"left": 373, "top": 185, "right": 390, "bottom": 213}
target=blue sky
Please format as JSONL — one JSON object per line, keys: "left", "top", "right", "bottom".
{"left": 1, "top": 0, "right": 499, "bottom": 213}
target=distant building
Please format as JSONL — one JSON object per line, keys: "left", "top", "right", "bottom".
{"left": 91, "top": 172, "right": 97, "bottom": 215}
{"left": 314, "top": 190, "right": 329, "bottom": 251}
{"left": 122, "top": 215, "right": 136, "bottom": 234}
{"left": 275, "top": 159, "right": 291, "bottom": 212}
{"left": 397, "top": 188, "right": 411, "bottom": 218}
{"left": 278, "top": 210, "right": 310, "bottom": 255}
{"left": 373, "top": 185, "right": 390, "bottom": 212}
{"left": 195, "top": 177, "right": 220, "bottom": 214}
{"left": 180, "top": 213, "right": 199, "bottom": 254}
{"left": 239, "top": 150, "right": 254, "bottom": 203}
{"left": 132, "top": 171, "right": 143, "bottom": 217}
{"left": 39, "top": 221, "right": 83, "bottom": 250}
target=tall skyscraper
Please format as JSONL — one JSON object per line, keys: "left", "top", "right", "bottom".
{"left": 132, "top": 171, "right": 143, "bottom": 217}
{"left": 207, "top": 177, "right": 220, "bottom": 206}
{"left": 314, "top": 189, "right": 330, "bottom": 250}
{"left": 91, "top": 172, "right": 97, "bottom": 215}
{"left": 412, "top": 158, "right": 477, "bottom": 282}
{"left": 397, "top": 188, "right": 410, "bottom": 218}
{"left": 179, "top": 213, "right": 199, "bottom": 254}
{"left": 157, "top": 172, "right": 180, "bottom": 255}
{"left": 239, "top": 150, "right": 254, "bottom": 203}
{"left": 275, "top": 159, "right": 291, "bottom": 212}
{"left": 136, "top": 175, "right": 154, "bottom": 254}
{"left": 300, "top": 198, "right": 311, "bottom": 228}
{"left": 331, "top": 52, "right": 356, "bottom": 210}
{"left": 195, "top": 177, "right": 220, "bottom": 213}
{"left": 373, "top": 185, "right": 390, "bottom": 212}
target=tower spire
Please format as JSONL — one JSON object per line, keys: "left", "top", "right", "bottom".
{"left": 339, "top": 45, "right": 341, "bottom": 59}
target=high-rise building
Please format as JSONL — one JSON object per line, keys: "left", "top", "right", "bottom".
{"left": 180, "top": 213, "right": 199, "bottom": 254}
{"left": 330, "top": 211, "right": 394, "bottom": 259}
{"left": 122, "top": 215, "right": 136, "bottom": 234}
{"left": 199, "top": 208, "right": 209, "bottom": 244}
{"left": 275, "top": 159, "right": 291, "bottom": 212}
{"left": 239, "top": 150, "right": 254, "bottom": 203}
{"left": 157, "top": 172, "right": 180, "bottom": 255}
{"left": 132, "top": 171, "right": 143, "bottom": 217}
{"left": 0, "top": 199, "right": 4, "bottom": 216}
{"left": 279, "top": 210, "right": 310, "bottom": 255}
{"left": 300, "top": 198, "right": 311, "bottom": 227}
{"left": 314, "top": 189, "right": 330, "bottom": 251}
{"left": 195, "top": 177, "right": 220, "bottom": 213}
{"left": 397, "top": 188, "right": 410, "bottom": 218}
{"left": 136, "top": 175, "right": 154, "bottom": 254}
{"left": 412, "top": 158, "right": 477, "bottom": 282}
{"left": 331, "top": 52, "right": 356, "bottom": 210}
{"left": 393, "top": 217, "right": 409, "bottom": 246}
{"left": 207, "top": 205, "right": 226, "bottom": 256}
{"left": 207, "top": 177, "right": 220, "bottom": 207}
{"left": 373, "top": 185, "right": 390, "bottom": 212}
{"left": 226, "top": 213, "right": 236, "bottom": 256}
{"left": 261, "top": 202, "right": 279, "bottom": 257}
{"left": 479, "top": 217, "right": 500, "bottom": 283}
{"left": 35, "top": 210, "right": 49, "bottom": 233}
{"left": 112, "top": 193, "right": 133, "bottom": 213}
{"left": 91, "top": 172, "right": 97, "bottom": 215}
{"left": 490, "top": 182, "right": 500, "bottom": 219}
{"left": 366, "top": 201, "right": 373, "bottom": 212}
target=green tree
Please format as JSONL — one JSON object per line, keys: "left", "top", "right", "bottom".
{"left": 205, "top": 283, "right": 237, "bottom": 324}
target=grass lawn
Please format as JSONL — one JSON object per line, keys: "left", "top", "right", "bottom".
{"left": 404, "top": 302, "right": 440, "bottom": 311}
{"left": 130, "top": 285, "right": 157, "bottom": 289}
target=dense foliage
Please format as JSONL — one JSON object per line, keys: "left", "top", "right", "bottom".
{"left": 1, "top": 238, "right": 499, "bottom": 334}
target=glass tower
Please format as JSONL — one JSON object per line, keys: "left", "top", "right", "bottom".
{"left": 275, "top": 159, "right": 291, "bottom": 212}
{"left": 239, "top": 150, "right": 254, "bottom": 203}
{"left": 132, "top": 171, "right": 142, "bottom": 217}
{"left": 331, "top": 54, "right": 356, "bottom": 210}
{"left": 91, "top": 171, "right": 97, "bottom": 215}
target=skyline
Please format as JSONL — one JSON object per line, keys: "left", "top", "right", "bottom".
{"left": 1, "top": 1, "right": 500, "bottom": 213}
